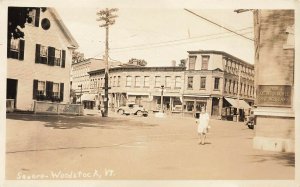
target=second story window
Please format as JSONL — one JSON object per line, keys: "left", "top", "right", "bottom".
{"left": 175, "top": 76, "right": 181, "bottom": 89}
{"left": 54, "top": 49, "right": 61, "bottom": 66}
{"left": 135, "top": 76, "right": 141, "bottom": 87}
{"left": 201, "top": 55, "right": 210, "bottom": 70}
{"left": 144, "top": 76, "right": 150, "bottom": 87}
{"left": 187, "top": 77, "right": 193, "bottom": 89}
{"left": 189, "top": 56, "right": 196, "bottom": 70}
{"left": 200, "top": 77, "right": 206, "bottom": 89}
{"left": 165, "top": 76, "right": 171, "bottom": 88}
{"left": 117, "top": 76, "right": 121, "bottom": 87}
{"left": 155, "top": 76, "right": 161, "bottom": 87}
{"left": 8, "top": 37, "right": 25, "bottom": 60}
{"left": 126, "top": 76, "right": 132, "bottom": 87}
{"left": 35, "top": 44, "right": 66, "bottom": 68}
{"left": 214, "top": 77, "right": 220, "bottom": 90}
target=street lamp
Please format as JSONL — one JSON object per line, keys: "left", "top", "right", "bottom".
{"left": 160, "top": 85, "right": 164, "bottom": 113}
{"left": 78, "top": 84, "right": 82, "bottom": 104}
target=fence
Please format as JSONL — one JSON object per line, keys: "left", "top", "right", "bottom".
{"left": 34, "top": 101, "right": 84, "bottom": 115}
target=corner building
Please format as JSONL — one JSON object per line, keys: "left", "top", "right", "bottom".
{"left": 88, "top": 50, "right": 255, "bottom": 119}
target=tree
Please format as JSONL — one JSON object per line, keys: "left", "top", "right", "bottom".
{"left": 7, "top": 7, "right": 47, "bottom": 40}
{"left": 72, "top": 51, "right": 85, "bottom": 64}
{"left": 179, "top": 59, "right": 186, "bottom": 67}
{"left": 128, "top": 58, "right": 147, "bottom": 66}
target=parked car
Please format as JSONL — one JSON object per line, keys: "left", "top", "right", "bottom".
{"left": 117, "top": 103, "right": 148, "bottom": 117}
{"left": 245, "top": 111, "right": 255, "bottom": 129}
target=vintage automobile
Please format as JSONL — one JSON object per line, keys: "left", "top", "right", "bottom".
{"left": 245, "top": 111, "right": 255, "bottom": 129}
{"left": 117, "top": 103, "right": 148, "bottom": 117}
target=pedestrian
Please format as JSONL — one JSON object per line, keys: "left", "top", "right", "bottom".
{"left": 196, "top": 107, "right": 210, "bottom": 145}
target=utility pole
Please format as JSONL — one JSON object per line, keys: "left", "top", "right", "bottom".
{"left": 237, "top": 68, "right": 241, "bottom": 122}
{"left": 96, "top": 8, "right": 118, "bottom": 117}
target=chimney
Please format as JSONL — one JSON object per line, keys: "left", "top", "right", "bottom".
{"left": 171, "top": 60, "right": 176, "bottom": 67}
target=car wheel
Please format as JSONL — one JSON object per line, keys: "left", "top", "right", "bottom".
{"left": 118, "top": 109, "right": 124, "bottom": 115}
{"left": 136, "top": 110, "right": 143, "bottom": 117}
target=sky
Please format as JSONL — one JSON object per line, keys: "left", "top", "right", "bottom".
{"left": 56, "top": 7, "right": 255, "bottom": 66}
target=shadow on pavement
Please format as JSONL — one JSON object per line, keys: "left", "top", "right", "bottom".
{"left": 250, "top": 152, "right": 295, "bottom": 167}
{"left": 6, "top": 113, "right": 158, "bottom": 130}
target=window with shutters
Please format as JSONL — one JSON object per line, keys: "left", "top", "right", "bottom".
{"left": 27, "top": 8, "right": 40, "bottom": 27}
{"left": 35, "top": 44, "right": 66, "bottom": 68}
{"left": 33, "top": 79, "right": 64, "bottom": 102}
{"left": 8, "top": 37, "right": 25, "bottom": 60}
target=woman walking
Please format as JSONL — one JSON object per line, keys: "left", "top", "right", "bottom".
{"left": 196, "top": 107, "right": 210, "bottom": 145}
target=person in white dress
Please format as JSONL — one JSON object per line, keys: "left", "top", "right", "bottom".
{"left": 196, "top": 107, "right": 210, "bottom": 145}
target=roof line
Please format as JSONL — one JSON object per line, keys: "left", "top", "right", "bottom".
{"left": 187, "top": 50, "right": 254, "bottom": 67}
{"left": 48, "top": 8, "right": 79, "bottom": 48}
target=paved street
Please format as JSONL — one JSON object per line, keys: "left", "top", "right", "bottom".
{"left": 6, "top": 112, "right": 294, "bottom": 180}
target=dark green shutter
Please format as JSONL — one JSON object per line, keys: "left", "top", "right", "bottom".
{"left": 48, "top": 47, "right": 55, "bottom": 66}
{"left": 7, "top": 38, "right": 11, "bottom": 58}
{"left": 46, "top": 81, "right": 53, "bottom": 100}
{"left": 35, "top": 44, "right": 41, "bottom": 63}
{"left": 60, "top": 83, "right": 64, "bottom": 102}
{"left": 19, "top": 40, "right": 25, "bottom": 60}
{"left": 35, "top": 8, "right": 40, "bottom": 27}
{"left": 33, "top": 79, "right": 38, "bottom": 99}
{"left": 61, "top": 50, "right": 66, "bottom": 68}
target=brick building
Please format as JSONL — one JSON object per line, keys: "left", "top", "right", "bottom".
{"left": 185, "top": 50, "right": 255, "bottom": 119}
{"left": 71, "top": 58, "right": 121, "bottom": 109}
{"left": 87, "top": 50, "right": 255, "bottom": 118}
{"left": 6, "top": 7, "right": 78, "bottom": 111}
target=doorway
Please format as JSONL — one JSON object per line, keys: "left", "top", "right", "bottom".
{"left": 7, "top": 78, "right": 18, "bottom": 108}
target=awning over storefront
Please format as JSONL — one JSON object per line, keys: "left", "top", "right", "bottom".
{"left": 77, "top": 94, "right": 96, "bottom": 102}
{"left": 224, "top": 97, "right": 251, "bottom": 109}
{"left": 152, "top": 92, "right": 181, "bottom": 97}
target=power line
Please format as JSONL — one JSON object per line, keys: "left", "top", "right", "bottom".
{"left": 110, "top": 28, "right": 253, "bottom": 51}
{"left": 110, "top": 31, "right": 253, "bottom": 54}
{"left": 184, "top": 8, "right": 254, "bottom": 41}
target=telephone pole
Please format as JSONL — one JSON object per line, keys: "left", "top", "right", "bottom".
{"left": 96, "top": 8, "right": 118, "bottom": 117}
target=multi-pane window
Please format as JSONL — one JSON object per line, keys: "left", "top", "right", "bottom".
{"left": 229, "top": 80, "right": 232, "bottom": 93}
{"left": 200, "top": 77, "right": 206, "bottom": 89}
{"left": 54, "top": 49, "right": 61, "bottom": 66}
{"left": 175, "top": 76, "right": 181, "bottom": 88}
{"left": 8, "top": 37, "right": 25, "bottom": 60}
{"left": 155, "top": 76, "right": 161, "bottom": 87}
{"left": 214, "top": 77, "right": 220, "bottom": 90}
{"left": 187, "top": 77, "right": 193, "bottom": 89}
{"left": 165, "top": 76, "right": 171, "bottom": 88}
{"left": 144, "top": 76, "right": 150, "bottom": 87}
{"left": 135, "top": 76, "right": 141, "bottom": 87}
{"left": 189, "top": 56, "right": 196, "bottom": 70}
{"left": 35, "top": 44, "right": 66, "bottom": 68}
{"left": 126, "top": 76, "right": 132, "bottom": 87}
{"left": 53, "top": 83, "right": 59, "bottom": 97}
{"left": 37, "top": 81, "right": 45, "bottom": 96}
{"left": 27, "top": 8, "right": 40, "bottom": 27}
{"left": 201, "top": 55, "right": 210, "bottom": 70}
{"left": 224, "top": 79, "right": 227, "bottom": 92}
{"left": 33, "top": 80, "right": 64, "bottom": 102}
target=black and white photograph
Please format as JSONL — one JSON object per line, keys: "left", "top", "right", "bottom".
{"left": 1, "top": 0, "right": 299, "bottom": 186}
